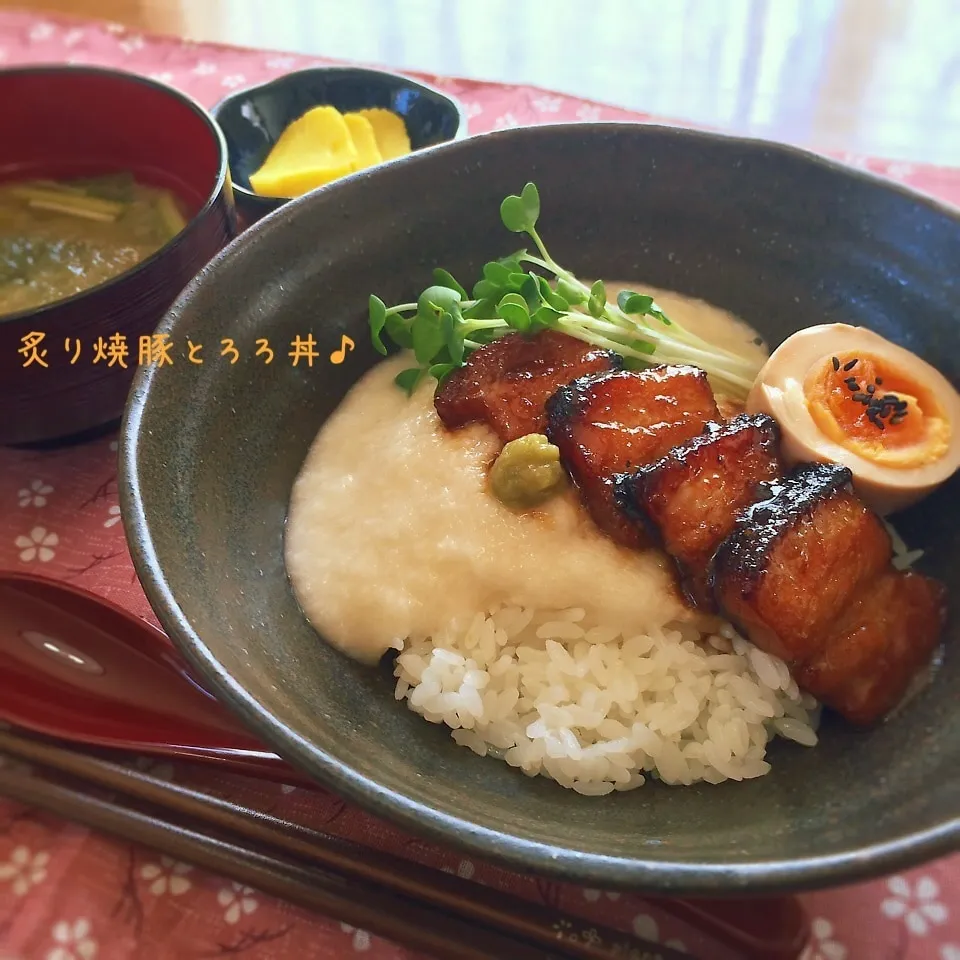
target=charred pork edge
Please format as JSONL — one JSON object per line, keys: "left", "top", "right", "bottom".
{"left": 704, "top": 461, "right": 859, "bottom": 604}
{"left": 612, "top": 413, "right": 783, "bottom": 608}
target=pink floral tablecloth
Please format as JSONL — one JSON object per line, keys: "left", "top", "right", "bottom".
{"left": 1, "top": 9, "right": 959, "bottom": 960}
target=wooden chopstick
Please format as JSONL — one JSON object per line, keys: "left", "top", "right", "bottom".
{"left": 0, "top": 729, "right": 692, "bottom": 960}
{"left": 0, "top": 762, "right": 559, "bottom": 960}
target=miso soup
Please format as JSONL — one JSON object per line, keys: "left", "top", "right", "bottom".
{"left": 0, "top": 172, "right": 188, "bottom": 316}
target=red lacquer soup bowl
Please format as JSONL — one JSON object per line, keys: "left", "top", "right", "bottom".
{"left": 0, "top": 65, "right": 237, "bottom": 447}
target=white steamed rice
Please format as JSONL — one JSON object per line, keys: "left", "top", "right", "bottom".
{"left": 393, "top": 605, "right": 821, "bottom": 794}
{"left": 384, "top": 509, "right": 920, "bottom": 794}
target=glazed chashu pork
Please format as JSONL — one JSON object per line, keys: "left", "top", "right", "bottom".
{"left": 435, "top": 330, "right": 621, "bottom": 442}
{"left": 616, "top": 413, "right": 783, "bottom": 608}
{"left": 545, "top": 366, "right": 720, "bottom": 548}
{"left": 432, "top": 330, "right": 946, "bottom": 725}
{"left": 707, "top": 463, "right": 946, "bottom": 725}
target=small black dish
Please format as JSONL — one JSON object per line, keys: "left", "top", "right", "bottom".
{"left": 211, "top": 66, "right": 468, "bottom": 223}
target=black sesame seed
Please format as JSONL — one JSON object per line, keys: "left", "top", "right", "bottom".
{"left": 881, "top": 394, "right": 900, "bottom": 403}
{"left": 875, "top": 377, "right": 883, "bottom": 385}
{"left": 845, "top": 378, "right": 859, "bottom": 389}
{"left": 832, "top": 356, "right": 841, "bottom": 371}
{"left": 852, "top": 392, "right": 870, "bottom": 403}
{"left": 875, "top": 419, "right": 885, "bottom": 430}
{"left": 843, "top": 358, "right": 859, "bottom": 371}
{"left": 867, "top": 384, "right": 876, "bottom": 394}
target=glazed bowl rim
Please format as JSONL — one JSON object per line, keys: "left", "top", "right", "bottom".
{"left": 209, "top": 63, "right": 469, "bottom": 204}
{"left": 0, "top": 62, "right": 230, "bottom": 327}
{"left": 120, "top": 120, "right": 960, "bottom": 893}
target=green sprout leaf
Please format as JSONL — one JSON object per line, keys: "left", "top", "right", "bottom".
{"left": 445, "top": 316, "right": 466, "bottom": 363}
{"left": 412, "top": 311, "right": 446, "bottom": 365}
{"left": 520, "top": 274, "right": 542, "bottom": 312}
{"left": 587, "top": 279, "right": 607, "bottom": 319}
{"left": 500, "top": 182, "right": 541, "bottom": 234}
{"left": 384, "top": 311, "right": 413, "bottom": 348}
{"left": 462, "top": 298, "right": 497, "bottom": 320}
{"left": 472, "top": 277, "right": 503, "bottom": 301}
{"left": 369, "top": 295, "right": 388, "bottom": 355}
{"left": 535, "top": 275, "right": 569, "bottom": 312}
{"left": 498, "top": 293, "right": 532, "bottom": 332}
{"left": 395, "top": 366, "right": 426, "bottom": 395}
{"left": 483, "top": 261, "right": 512, "bottom": 286}
{"left": 432, "top": 268, "right": 468, "bottom": 299}
{"left": 557, "top": 278, "right": 586, "bottom": 305}
{"left": 418, "top": 284, "right": 463, "bottom": 317}
{"left": 531, "top": 305, "right": 562, "bottom": 331}
{"left": 617, "top": 290, "right": 654, "bottom": 315}
{"left": 429, "top": 362, "right": 457, "bottom": 383}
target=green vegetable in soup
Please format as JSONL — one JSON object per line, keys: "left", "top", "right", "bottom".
{"left": 369, "top": 182, "right": 763, "bottom": 400}
{"left": 489, "top": 433, "right": 566, "bottom": 509}
{"left": 0, "top": 173, "right": 188, "bottom": 316}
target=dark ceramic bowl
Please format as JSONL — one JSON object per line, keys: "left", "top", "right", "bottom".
{"left": 120, "top": 123, "right": 960, "bottom": 895}
{"left": 210, "top": 66, "right": 467, "bottom": 223}
{"left": 0, "top": 65, "right": 236, "bottom": 448}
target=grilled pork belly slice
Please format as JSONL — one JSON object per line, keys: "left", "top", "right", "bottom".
{"left": 709, "top": 462, "right": 891, "bottom": 666}
{"left": 546, "top": 365, "right": 721, "bottom": 548}
{"left": 434, "top": 330, "right": 622, "bottom": 443}
{"left": 709, "top": 461, "right": 945, "bottom": 724}
{"left": 795, "top": 569, "right": 946, "bottom": 725}
{"left": 616, "top": 414, "right": 783, "bottom": 608}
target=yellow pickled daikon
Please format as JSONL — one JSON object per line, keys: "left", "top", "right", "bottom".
{"left": 248, "top": 106, "right": 357, "bottom": 197}
{"left": 352, "top": 108, "right": 412, "bottom": 160}
{"left": 248, "top": 104, "right": 412, "bottom": 199}
{"left": 344, "top": 114, "right": 384, "bottom": 171}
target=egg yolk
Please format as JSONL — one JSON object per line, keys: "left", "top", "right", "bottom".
{"left": 804, "top": 351, "right": 950, "bottom": 469}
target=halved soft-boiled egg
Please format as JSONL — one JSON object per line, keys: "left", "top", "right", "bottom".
{"left": 746, "top": 323, "right": 960, "bottom": 515}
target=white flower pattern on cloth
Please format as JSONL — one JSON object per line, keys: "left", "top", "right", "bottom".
{"left": 62, "top": 28, "right": 85, "bottom": 47}
{"left": 221, "top": 74, "right": 247, "bottom": 88}
{"left": 117, "top": 35, "right": 145, "bottom": 54}
{"left": 19, "top": 479, "right": 52, "bottom": 507}
{"left": 139, "top": 856, "right": 192, "bottom": 896}
{"left": 192, "top": 61, "right": 218, "bottom": 76}
{"left": 0, "top": 846, "right": 49, "bottom": 896}
{"left": 217, "top": 882, "right": 258, "bottom": 924}
{"left": 28, "top": 21, "right": 55, "bottom": 42}
{"left": 494, "top": 112, "right": 519, "bottom": 129}
{"left": 148, "top": 71, "right": 175, "bottom": 84}
{"left": 886, "top": 162, "right": 916, "bottom": 181}
{"left": 462, "top": 101, "right": 483, "bottom": 119}
{"left": 575, "top": 104, "right": 602, "bottom": 122}
{"left": 15, "top": 526, "right": 58, "bottom": 563}
{"left": 881, "top": 874, "right": 949, "bottom": 936}
{"left": 265, "top": 55, "right": 296, "bottom": 69}
{"left": 47, "top": 919, "right": 96, "bottom": 960}
{"left": 941, "top": 945, "right": 960, "bottom": 960}
{"left": 532, "top": 95, "right": 562, "bottom": 113}
{"left": 840, "top": 152, "right": 871, "bottom": 170}
{"left": 809, "top": 917, "right": 847, "bottom": 960}
{"left": 103, "top": 505, "right": 122, "bottom": 528}
{"left": 631, "top": 914, "right": 686, "bottom": 953}
{"left": 340, "top": 923, "right": 372, "bottom": 952}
